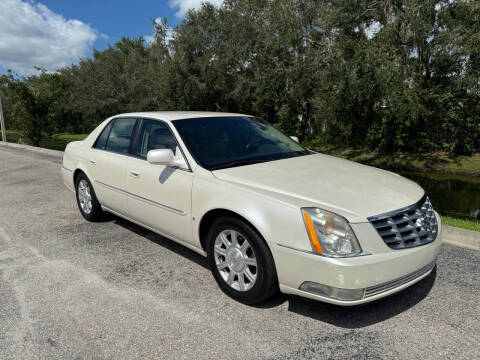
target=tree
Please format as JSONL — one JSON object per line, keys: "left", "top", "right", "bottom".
{"left": 2, "top": 0, "right": 479, "bottom": 154}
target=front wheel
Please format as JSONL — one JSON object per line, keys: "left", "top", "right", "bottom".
{"left": 75, "top": 173, "right": 103, "bottom": 221}
{"left": 207, "top": 217, "right": 278, "bottom": 304}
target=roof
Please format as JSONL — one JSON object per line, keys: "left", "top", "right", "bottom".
{"left": 113, "top": 111, "right": 251, "bottom": 122}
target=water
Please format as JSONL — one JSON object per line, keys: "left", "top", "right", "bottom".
{"left": 400, "top": 172, "right": 480, "bottom": 219}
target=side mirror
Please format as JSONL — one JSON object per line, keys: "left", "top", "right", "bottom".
{"left": 147, "top": 149, "right": 188, "bottom": 169}
{"left": 290, "top": 136, "right": 299, "bottom": 143}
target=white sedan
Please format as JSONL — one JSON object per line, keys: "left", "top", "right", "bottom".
{"left": 62, "top": 112, "right": 441, "bottom": 305}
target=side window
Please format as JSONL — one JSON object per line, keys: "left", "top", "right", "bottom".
{"left": 105, "top": 118, "right": 136, "bottom": 154}
{"left": 135, "top": 119, "right": 178, "bottom": 159}
{"left": 94, "top": 121, "right": 113, "bottom": 149}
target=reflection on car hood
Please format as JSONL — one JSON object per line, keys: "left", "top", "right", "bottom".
{"left": 212, "top": 153, "right": 425, "bottom": 222}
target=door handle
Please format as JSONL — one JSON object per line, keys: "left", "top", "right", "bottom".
{"left": 89, "top": 160, "right": 96, "bottom": 165}
{"left": 130, "top": 170, "right": 140, "bottom": 177}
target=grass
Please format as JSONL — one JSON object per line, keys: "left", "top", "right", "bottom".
{"left": 41, "top": 133, "right": 89, "bottom": 150}
{"left": 5, "top": 129, "right": 22, "bottom": 143}
{"left": 6, "top": 130, "right": 88, "bottom": 151}
{"left": 304, "top": 142, "right": 480, "bottom": 178}
{"left": 441, "top": 216, "right": 480, "bottom": 232}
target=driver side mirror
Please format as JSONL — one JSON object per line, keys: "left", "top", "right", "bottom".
{"left": 290, "top": 136, "right": 299, "bottom": 143}
{"left": 147, "top": 149, "right": 188, "bottom": 169}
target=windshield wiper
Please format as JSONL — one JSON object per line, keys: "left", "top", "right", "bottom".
{"left": 210, "top": 151, "right": 311, "bottom": 171}
{"left": 210, "top": 158, "right": 268, "bottom": 171}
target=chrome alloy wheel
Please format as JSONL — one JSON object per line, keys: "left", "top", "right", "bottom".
{"left": 77, "top": 179, "right": 93, "bottom": 214}
{"left": 213, "top": 229, "right": 258, "bottom": 292}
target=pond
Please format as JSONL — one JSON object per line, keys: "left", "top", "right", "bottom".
{"left": 399, "top": 172, "right": 480, "bottom": 219}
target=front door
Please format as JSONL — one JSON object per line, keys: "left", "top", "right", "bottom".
{"left": 124, "top": 118, "right": 193, "bottom": 244}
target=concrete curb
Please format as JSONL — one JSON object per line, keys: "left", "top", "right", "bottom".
{"left": 1, "top": 141, "right": 479, "bottom": 251}
{"left": 0, "top": 141, "right": 63, "bottom": 157}
{"left": 442, "top": 225, "right": 480, "bottom": 251}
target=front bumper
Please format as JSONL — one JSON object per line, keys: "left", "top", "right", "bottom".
{"left": 273, "top": 213, "right": 442, "bottom": 306}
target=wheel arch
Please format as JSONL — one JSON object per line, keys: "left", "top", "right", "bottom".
{"left": 198, "top": 208, "right": 269, "bottom": 253}
{"left": 73, "top": 165, "right": 95, "bottom": 191}
{"left": 73, "top": 168, "right": 84, "bottom": 184}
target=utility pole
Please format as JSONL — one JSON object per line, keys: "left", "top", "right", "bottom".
{"left": 0, "top": 96, "right": 6, "bottom": 142}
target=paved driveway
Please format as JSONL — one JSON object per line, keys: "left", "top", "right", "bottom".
{"left": 0, "top": 146, "right": 479, "bottom": 359}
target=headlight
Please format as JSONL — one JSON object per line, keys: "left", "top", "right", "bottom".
{"left": 301, "top": 208, "right": 362, "bottom": 257}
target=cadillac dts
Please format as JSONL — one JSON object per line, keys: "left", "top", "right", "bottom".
{"left": 62, "top": 112, "right": 441, "bottom": 305}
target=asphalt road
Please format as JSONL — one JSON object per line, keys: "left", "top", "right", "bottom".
{"left": 0, "top": 145, "right": 479, "bottom": 360}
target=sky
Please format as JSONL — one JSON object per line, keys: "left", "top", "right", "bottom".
{"left": 0, "top": 0, "right": 224, "bottom": 76}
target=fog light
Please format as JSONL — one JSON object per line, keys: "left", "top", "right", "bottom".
{"left": 299, "top": 281, "right": 365, "bottom": 301}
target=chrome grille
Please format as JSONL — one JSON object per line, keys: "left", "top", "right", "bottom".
{"left": 368, "top": 195, "right": 438, "bottom": 250}
{"left": 364, "top": 261, "right": 436, "bottom": 298}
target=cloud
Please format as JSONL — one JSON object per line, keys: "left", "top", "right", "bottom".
{"left": 144, "top": 35, "right": 155, "bottom": 45}
{"left": 365, "top": 21, "right": 382, "bottom": 40}
{"left": 144, "top": 18, "right": 175, "bottom": 46}
{"left": 169, "top": 0, "right": 224, "bottom": 18}
{"left": 0, "top": 0, "right": 98, "bottom": 75}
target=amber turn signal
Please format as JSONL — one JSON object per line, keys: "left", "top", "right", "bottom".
{"left": 302, "top": 210, "right": 323, "bottom": 254}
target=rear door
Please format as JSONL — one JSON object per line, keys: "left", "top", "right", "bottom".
{"left": 88, "top": 117, "right": 137, "bottom": 213}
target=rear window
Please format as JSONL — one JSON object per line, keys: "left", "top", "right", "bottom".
{"left": 105, "top": 118, "right": 136, "bottom": 154}
{"left": 94, "top": 121, "right": 113, "bottom": 149}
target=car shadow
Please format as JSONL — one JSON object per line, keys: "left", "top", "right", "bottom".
{"left": 159, "top": 167, "right": 176, "bottom": 184}
{"left": 259, "top": 267, "right": 437, "bottom": 329}
{"left": 111, "top": 215, "right": 209, "bottom": 270}
{"left": 106, "top": 214, "right": 436, "bottom": 329}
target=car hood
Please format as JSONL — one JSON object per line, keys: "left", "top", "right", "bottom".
{"left": 212, "top": 153, "right": 424, "bottom": 223}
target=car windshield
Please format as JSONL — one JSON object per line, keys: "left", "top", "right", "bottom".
{"left": 173, "top": 116, "right": 310, "bottom": 170}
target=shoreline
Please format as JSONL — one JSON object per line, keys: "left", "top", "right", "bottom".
{"left": 308, "top": 145, "right": 480, "bottom": 178}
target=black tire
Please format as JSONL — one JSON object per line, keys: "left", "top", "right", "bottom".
{"left": 207, "top": 216, "right": 278, "bottom": 304}
{"left": 75, "top": 172, "right": 103, "bottom": 222}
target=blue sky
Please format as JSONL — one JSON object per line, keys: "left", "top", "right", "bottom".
{"left": 38, "top": 0, "right": 182, "bottom": 53}
{"left": 0, "top": 0, "right": 223, "bottom": 75}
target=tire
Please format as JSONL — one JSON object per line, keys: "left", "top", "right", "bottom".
{"left": 207, "top": 216, "right": 278, "bottom": 304}
{"left": 75, "top": 172, "right": 103, "bottom": 221}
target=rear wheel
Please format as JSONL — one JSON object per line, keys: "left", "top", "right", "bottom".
{"left": 75, "top": 173, "right": 103, "bottom": 221}
{"left": 207, "top": 217, "right": 278, "bottom": 304}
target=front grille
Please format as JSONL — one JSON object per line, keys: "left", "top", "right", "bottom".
{"left": 368, "top": 195, "right": 438, "bottom": 250}
{"left": 364, "top": 261, "right": 436, "bottom": 298}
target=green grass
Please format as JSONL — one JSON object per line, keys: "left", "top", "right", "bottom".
{"left": 5, "top": 129, "right": 22, "bottom": 143}
{"left": 5, "top": 130, "right": 88, "bottom": 151}
{"left": 304, "top": 142, "right": 480, "bottom": 178}
{"left": 441, "top": 216, "right": 480, "bottom": 232}
{"left": 41, "top": 133, "right": 88, "bottom": 150}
